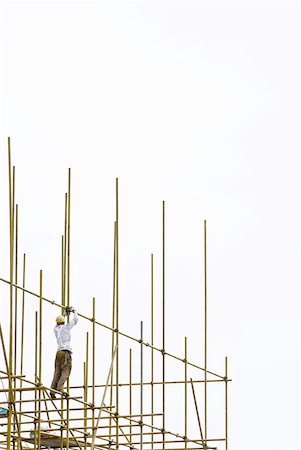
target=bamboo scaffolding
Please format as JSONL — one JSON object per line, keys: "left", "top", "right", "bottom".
{"left": 0, "top": 146, "right": 231, "bottom": 450}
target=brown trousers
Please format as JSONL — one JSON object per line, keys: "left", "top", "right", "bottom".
{"left": 51, "top": 350, "right": 72, "bottom": 392}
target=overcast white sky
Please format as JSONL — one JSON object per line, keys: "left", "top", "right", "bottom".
{"left": 0, "top": 1, "right": 299, "bottom": 450}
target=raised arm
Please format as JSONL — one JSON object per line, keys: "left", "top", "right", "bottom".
{"left": 68, "top": 310, "right": 79, "bottom": 329}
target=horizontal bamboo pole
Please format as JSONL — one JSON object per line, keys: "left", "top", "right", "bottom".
{"left": 70, "top": 378, "right": 229, "bottom": 390}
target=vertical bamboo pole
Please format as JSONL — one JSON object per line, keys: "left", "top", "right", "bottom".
{"left": 63, "top": 192, "right": 68, "bottom": 308}
{"left": 203, "top": 220, "right": 207, "bottom": 442}
{"left": 13, "top": 201, "right": 18, "bottom": 447}
{"left": 150, "top": 254, "right": 154, "bottom": 450}
{"left": 162, "top": 201, "right": 165, "bottom": 450}
{"left": 34, "top": 311, "right": 38, "bottom": 449}
{"left": 39, "top": 272, "right": 43, "bottom": 376}
{"left": 7, "top": 137, "right": 13, "bottom": 450}
{"left": 66, "top": 170, "right": 71, "bottom": 449}
{"left": 66, "top": 394, "right": 70, "bottom": 450}
{"left": 225, "top": 356, "right": 228, "bottom": 450}
{"left": 109, "top": 222, "right": 117, "bottom": 439}
{"left": 84, "top": 361, "right": 87, "bottom": 450}
{"left": 18, "top": 254, "right": 26, "bottom": 437}
{"left": 92, "top": 298, "right": 96, "bottom": 431}
{"left": 0, "top": 325, "right": 22, "bottom": 448}
{"left": 60, "top": 222, "right": 64, "bottom": 445}
{"left": 37, "top": 270, "right": 43, "bottom": 449}
{"left": 184, "top": 337, "right": 187, "bottom": 448}
{"left": 61, "top": 235, "right": 64, "bottom": 313}
{"left": 140, "top": 321, "right": 143, "bottom": 450}
{"left": 86, "top": 331, "right": 89, "bottom": 400}
{"left": 129, "top": 349, "right": 132, "bottom": 446}
{"left": 67, "top": 170, "right": 71, "bottom": 311}
{"left": 91, "top": 346, "right": 117, "bottom": 450}
{"left": 11, "top": 166, "right": 16, "bottom": 448}
{"left": 61, "top": 192, "right": 67, "bottom": 314}
{"left": 14, "top": 204, "right": 18, "bottom": 379}
{"left": 85, "top": 332, "right": 89, "bottom": 448}
{"left": 115, "top": 178, "right": 119, "bottom": 450}
{"left": 60, "top": 396, "right": 64, "bottom": 449}
{"left": 20, "top": 254, "right": 26, "bottom": 376}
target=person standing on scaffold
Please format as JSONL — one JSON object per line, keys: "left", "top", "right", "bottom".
{"left": 50, "top": 307, "right": 78, "bottom": 398}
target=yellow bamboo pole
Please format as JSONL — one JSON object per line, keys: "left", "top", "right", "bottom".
{"left": 84, "top": 362, "right": 87, "bottom": 450}
{"left": 66, "top": 388, "right": 70, "bottom": 449}
{"left": 66, "top": 169, "right": 71, "bottom": 450}
{"left": 109, "top": 222, "right": 117, "bottom": 439}
{"left": 61, "top": 235, "right": 64, "bottom": 313}
{"left": 14, "top": 204, "right": 18, "bottom": 381}
{"left": 13, "top": 202, "right": 19, "bottom": 448}
{"left": 140, "top": 321, "right": 143, "bottom": 450}
{"left": 67, "top": 170, "right": 71, "bottom": 311}
{"left": 190, "top": 379, "right": 205, "bottom": 448}
{"left": 85, "top": 332, "right": 89, "bottom": 448}
{"left": 60, "top": 395, "right": 64, "bottom": 449}
{"left": 0, "top": 325, "right": 22, "bottom": 448}
{"left": 91, "top": 345, "right": 117, "bottom": 450}
{"left": 150, "top": 254, "right": 154, "bottom": 450}
{"left": 11, "top": 166, "right": 16, "bottom": 443}
{"left": 129, "top": 349, "right": 132, "bottom": 446}
{"left": 162, "top": 201, "right": 165, "bottom": 450}
{"left": 37, "top": 270, "right": 43, "bottom": 449}
{"left": 7, "top": 137, "right": 14, "bottom": 450}
{"left": 92, "top": 298, "right": 96, "bottom": 431}
{"left": 184, "top": 337, "right": 187, "bottom": 448}
{"left": 63, "top": 191, "right": 68, "bottom": 308}
{"left": 18, "top": 253, "right": 26, "bottom": 443}
{"left": 19, "top": 254, "right": 26, "bottom": 377}
{"left": 115, "top": 178, "right": 119, "bottom": 450}
{"left": 225, "top": 356, "right": 228, "bottom": 450}
{"left": 203, "top": 220, "right": 207, "bottom": 442}
{"left": 34, "top": 311, "right": 38, "bottom": 449}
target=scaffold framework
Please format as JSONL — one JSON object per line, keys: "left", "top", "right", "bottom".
{"left": 0, "top": 138, "right": 230, "bottom": 450}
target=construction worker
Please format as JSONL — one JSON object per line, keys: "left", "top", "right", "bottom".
{"left": 50, "top": 308, "right": 78, "bottom": 398}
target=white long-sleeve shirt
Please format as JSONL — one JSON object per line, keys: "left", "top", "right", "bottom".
{"left": 54, "top": 312, "right": 79, "bottom": 352}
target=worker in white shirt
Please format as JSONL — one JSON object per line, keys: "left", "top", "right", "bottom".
{"left": 50, "top": 308, "right": 79, "bottom": 398}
